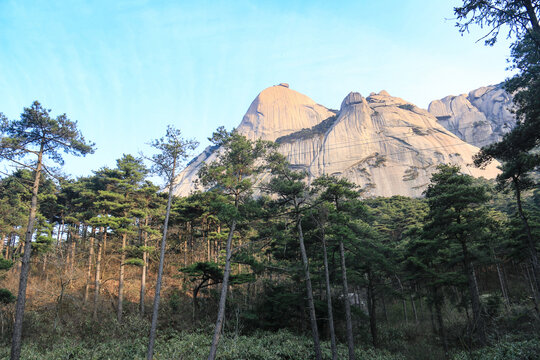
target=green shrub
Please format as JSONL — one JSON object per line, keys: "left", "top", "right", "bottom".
{"left": 452, "top": 340, "right": 540, "bottom": 360}
{"left": 0, "top": 329, "right": 406, "bottom": 360}
{"left": 0, "top": 288, "right": 15, "bottom": 305}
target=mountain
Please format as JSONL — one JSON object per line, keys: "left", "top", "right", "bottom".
{"left": 428, "top": 84, "right": 515, "bottom": 147}
{"left": 173, "top": 84, "right": 501, "bottom": 198}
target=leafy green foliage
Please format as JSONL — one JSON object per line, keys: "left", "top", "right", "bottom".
{"left": 0, "top": 329, "right": 405, "bottom": 360}
{"left": 0, "top": 288, "right": 16, "bottom": 304}
{"left": 452, "top": 340, "right": 540, "bottom": 360}
{"left": 0, "top": 258, "right": 13, "bottom": 271}
{"left": 124, "top": 258, "right": 145, "bottom": 267}
{"left": 146, "top": 125, "right": 198, "bottom": 183}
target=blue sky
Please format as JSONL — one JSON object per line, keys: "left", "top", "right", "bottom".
{"left": 0, "top": 0, "right": 514, "bottom": 179}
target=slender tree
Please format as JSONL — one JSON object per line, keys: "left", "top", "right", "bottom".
{"left": 145, "top": 126, "right": 197, "bottom": 360}
{"left": 310, "top": 204, "right": 337, "bottom": 360}
{"left": 423, "top": 164, "right": 491, "bottom": 345}
{"left": 0, "top": 102, "right": 94, "bottom": 360}
{"left": 198, "top": 127, "right": 270, "bottom": 360}
{"left": 457, "top": 0, "right": 540, "bottom": 301}
{"left": 312, "top": 175, "right": 359, "bottom": 360}
{"left": 264, "top": 152, "right": 322, "bottom": 360}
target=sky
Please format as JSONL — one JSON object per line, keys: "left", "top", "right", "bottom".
{"left": 0, "top": 0, "right": 515, "bottom": 179}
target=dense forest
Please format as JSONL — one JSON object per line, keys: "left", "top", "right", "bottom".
{"left": 0, "top": 118, "right": 539, "bottom": 360}
{"left": 1, "top": 1, "right": 539, "bottom": 359}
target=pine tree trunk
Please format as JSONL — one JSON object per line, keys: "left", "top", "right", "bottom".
{"left": 428, "top": 301, "right": 437, "bottom": 335}
{"left": 496, "top": 262, "right": 510, "bottom": 307}
{"left": 339, "top": 240, "right": 355, "bottom": 360}
{"left": 56, "top": 219, "right": 64, "bottom": 255}
{"left": 42, "top": 254, "right": 47, "bottom": 273}
{"left": 69, "top": 235, "right": 76, "bottom": 287}
{"left": 140, "top": 218, "right": 148, "bottom": 316}
{"left": 5, "top": 235, "right": 11, "bottom": 260}
{"left": 321, "top": 231, "right": 337, "bottom": 360}
{"left": 295, "top": 217, "right": 322, "bottom": 360}
{"left": 461, "top": 240, "right": 486, "bottom": 345}
{"left": 411, "top": 294, "right": 419, "bottom": 324}
{"left": 514, "top": 181, "right": 540, "bottom": 301}
{"left": 147, "top": 174, "right": 175, "bottom": 360}
{"left": 523, "top": 264, "right": 540, "bottom": 312}
{"left": 93, "top": 231, "right": 104, "bottom": 320}
{"left": 118, "top": 232, "right": 127, "bottom": 322}
{"left": 395, "top": 274, "right": 408, "bottom": 324}
{"left": 367, "top": 269, "right": 378, "bottom": 348}
{"left": 433, "top": 287, "right": 448, "bottom": 359}
{"left": 183, "top": 234, "right": 187, "bottom": 267}
{"left": 84, "top": 231, "right": 95, "bottom": 305}
{"left": 0, "top": 235, "right": 4, "bottom": 258}
{"left": 207, "top": 220, "right": 237, "bottom": 360}
{"left": 381, "top": 293, "right": 389, "bottom": 322}
{"left": 10, "top": 144, "right": 43, "bottom": 360}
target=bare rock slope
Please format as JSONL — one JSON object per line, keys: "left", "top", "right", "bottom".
{"left": 174, "top": 84, "right": 501, "bottom": 198}
{"left": 428, "top": 84, "right": 515, "bottom": 147}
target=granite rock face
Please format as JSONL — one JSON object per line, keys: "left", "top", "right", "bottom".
{"left": 173, "top": 85, "right": 501, "bottom": 198}
{"left": 236, "top": 84, "right": 336, "bottom": 141}
{"left": 428, "top": 84, "right": 515, "bottom": 147}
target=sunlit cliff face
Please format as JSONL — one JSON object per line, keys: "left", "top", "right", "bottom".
{"left": 173, "top": 84, "right": 503, "bottom": 198}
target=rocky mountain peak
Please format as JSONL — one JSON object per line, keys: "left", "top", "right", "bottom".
{"left": 428, "top": 83, "right": 515, "bottom": 147}
{"left": 173, "top": 84, "right": 502, "bottom": 198}
{"left": 235, "top": 84, "right": 335, "bottom": 142}
{"left": 340, "top": 92, "right": 366, "bottom": 111}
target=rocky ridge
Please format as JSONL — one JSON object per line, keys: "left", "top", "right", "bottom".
{"left": 173, "top": 84, "right": 502, "bottom": 198}
{"left": 428, "top": 83, "right": 515, "bottom": 147}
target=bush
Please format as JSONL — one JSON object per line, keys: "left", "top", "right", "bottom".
{"left": 452, "top": 339, "right": 540, "bottom": 360}
{"left": 0, "top": 329, "right": 406, "bottom": 360}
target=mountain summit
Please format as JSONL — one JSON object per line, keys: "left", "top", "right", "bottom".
{"left": 236, "top": 83, "right": 336, "bottom": 141}
{"left": 174, "top": 85, "right": 501, "bottom": 197}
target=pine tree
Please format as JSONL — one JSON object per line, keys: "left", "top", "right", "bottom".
{"left": 145, "top": 126, "right": 198, "bottom": 360}
{"left": 312, "top": 175, "right": 359, "bottom": 359}
{"left": 263, "top": 152, "right": 322, "bottom": 360}
{"left": 198, "top": 127, "right": 270, "bottom": 360}
{"left": 423, "top": 164, "right": 491, "bottom": 345}
{"left": 0, "top": 101, "right": 94, "bottom": 360}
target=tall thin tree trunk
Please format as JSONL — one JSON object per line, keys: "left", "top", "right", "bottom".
{"left": 93, "top": 231, "right": 104, "bottom": 320}
{"left": 395, "top": 275, "right": 408, "bottom": 324}
{"left": 207, "top": 220, "right": 237, "bottom": 360}
{"left": 84, "top": 230, "right": 95, "bottom": 305}
{"left": 339, "top": 240, "right": 355, "bottom": 360}
{"left": 367, "top": 269, "right": 378, "bottom": 348}
{"left": 496, "top": 262, "right": 510, "bottom": 307}
{"left": 147, "top": 170, "right": 176, "bottom": 360}
{"left": 428, "top": 301, "right": 437, "bottom": 335}
{"left": 411, "top": 294, "right": 419, "bottom": 324}
{"left": 56, "top": 219, "right": 64, "bottom": 254}
{"left": 41, "top": 254, "right": 47, "bottom": 273}
{"left": 433, "top": 287, "right": 448, "bottom": 359}
{"left": 118, "top": 232, "right": 127, "bottom": 322}
{"left": 524, "top": 264, "right": 540, "bottom": 312}
{"left": 5, "top": 235, "right": 11, "bottom": 260}
{"left": 183, "top": 234, "right": 187, "bottom": 267}
{"left": 295, "top": 216, "right": 322, "bottom": 360}
{"left": 514, "top": 181, "right": 540, "bottom": 300}
{"left": 205, "top": 218, "right": 210, "bottom": 262}
{"left": 381, "top": 293, "right": 389, "bottom": 322}
{"left": 461, "top": 240, "right": 486, "bottom": 345}
{"left": 0, "top": 235, "right": 5, "bottom": 258}
{"left": 321, "top": 231, "right": 337, "bottom": 360}
{"left": 140, "top": 218, "right": 148, "bottom": 316}
{"left": 10, "top": 144, "right": 43, "bottom": 360}
{"left": 69, "top": 234, "right": 76, "bottom": 287}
